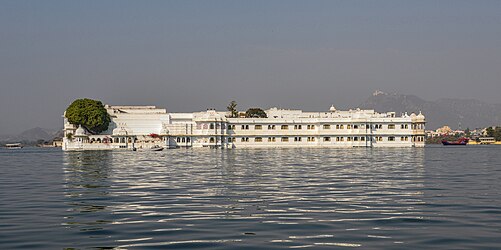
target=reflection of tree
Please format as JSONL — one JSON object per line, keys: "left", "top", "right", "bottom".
{"left": 62, "top": 151, "right": 113, "bottom": 227}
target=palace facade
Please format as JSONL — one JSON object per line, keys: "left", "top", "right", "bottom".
{"left": 62, "top": 105, "right": 426, "bottom": 151}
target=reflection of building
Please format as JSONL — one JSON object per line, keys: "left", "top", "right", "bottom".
{"left": 62, "top": 105, "right": 426, "bottom": 150}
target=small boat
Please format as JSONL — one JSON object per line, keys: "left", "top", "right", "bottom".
{"left": 442, "top": 137, "right": 469, "bottom": 146}
{"left": 149, "top": 145, "right": 164, "bottom": 151}
{"left": 5, "top": 143, "right": 23, "bottom": 149}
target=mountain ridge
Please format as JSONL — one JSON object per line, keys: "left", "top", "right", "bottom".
{"left": 0, "top": 127, "right": 62, "bottom": 143}
{"left": 1, "top": 92, "right": 500, "bottom": 142}
{"left": 360, "top": 91, "right": 501, "bottom": 130}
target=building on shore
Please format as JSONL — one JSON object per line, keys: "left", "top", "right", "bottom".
{"left": 62, "top": 105, "right": 426, "bottom": 151}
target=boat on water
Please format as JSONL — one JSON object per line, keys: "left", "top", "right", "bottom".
{"left": 442, "top": 137, "right": 469, "bottom": 146}
{"left": 5, "top": 143, "right": 23, "bottom": 149}
{"left": 149, "top": 145, "right": 164, "bottom": 151}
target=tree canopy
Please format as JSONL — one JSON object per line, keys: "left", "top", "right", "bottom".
{"left": 226, "top": 100, "right": 238, "bottom": 118}
{"left": 245, "top": 108, "right": 267, "bottom": 118}
{"left": 65, "top": 98, "right": 111, "bottom": 134}
{"left": 485, "top": 126, "right": 501, "bottom": 141}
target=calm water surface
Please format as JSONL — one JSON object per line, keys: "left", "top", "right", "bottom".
{"left": 1, "top": 146, "right": 500, "bottom": 249}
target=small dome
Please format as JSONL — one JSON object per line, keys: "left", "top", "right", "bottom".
{"left": 75, "top": 125, "right": 88, "bottom": 136}
{"left": 329, "top": 105, "right": 336, "bottom": 112}
{"left": 113, "top": 127, "right": 129, "bottom": 136}
{"left": 410, "top": 112, "right": 417, "bottom": 118}
{"left": 417, "top": 111, "right": 425, "bottom": 119}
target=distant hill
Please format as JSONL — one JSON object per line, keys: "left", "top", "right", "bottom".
{"left": 0, "top": 127, "right": 62, "bottom": 143}
{"left": 360, "top": 91, "right": 501, "bottom": 130}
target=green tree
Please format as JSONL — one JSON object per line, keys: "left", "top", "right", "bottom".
{"left": 494, "top": 127, "right": 501, "bottom": 141}
{"left": 245, "top": 108, "right": 267, "bottom": 118}
{"left": 226, "top": 100, "right": 238, "bottom": 118}
{"left": 65, "top": 98, "right": 111, "bottom": 134}
{"left": 486, "top": 127, "right": 495, "bottom": 137}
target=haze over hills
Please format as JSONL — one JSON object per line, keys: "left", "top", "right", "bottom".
{"left": 0, "top": 127, "right": 62, "bottom": 143}
{"left": 360, "top": 91, "right": 501, "bottom": 130}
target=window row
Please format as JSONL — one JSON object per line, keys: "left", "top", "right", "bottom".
{"left": 229, "top": 123, "right": 416, "bottom": 130}
{"left": 175, "top": 137, "right": 191, "bottom": 143}
{"left": 198, "top": 123, "right": 226, "bottom": 130}
{"left": 225, "top": 136, "right": 422, "bottom": 143}
{"left": 213, "top": 123, "right": 419, "bottom": 131}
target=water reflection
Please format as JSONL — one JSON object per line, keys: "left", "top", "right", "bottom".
{"left": 62, "top": 150, "right": 114, "bottom": 243}
{"left": 61, "top": 148, "right": 426, "bottom": 249}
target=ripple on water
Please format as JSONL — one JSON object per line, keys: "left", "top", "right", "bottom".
{"left": 1, "top": 147, "right": 501, "bottom": 249}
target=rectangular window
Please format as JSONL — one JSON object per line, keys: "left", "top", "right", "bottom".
{"left": 268, "top": 125, "right": 276, "bottom": 130}
{"left": 281, "top": 137, "right": 289, "bottom": 142}
{"left": 347, "top": 124, "right": 352, "bottom": 129}
{"left": 294, "top": 125, "right": 302, "bottom": 130}
{"left": 268, "top": 137, "right": 276, "bottom": 142}
{"left": 361, "top": 137, "right": 365, "bottom": 141}
{"left": 323, "top": 124, "right": 331, "bottom": 129}
{"left": 294, "top": 137, "right": 302, "bottom": 142}
{"left": 323, "top": 137, "right": 331, "bottom": 142}
{"left": 281, "top": 125, "right": 289, "bottom": 130}
{"left": 255, "top": 137, "right": 262, "bottom": 142}
{"left": 353, "top": 125, "right": 359, "bottom": 129}
{"left": 388, "top": 136, "right": 395, "bottom": 141}
{"left": 347, "top": 137, "right": 352, "bottom": 141}
{"left": 388, "top": 124, "right": 395, "bottom": 129}
{"left": 255, "top": 125, "right": 262, "bottom": 130}
{"left": 354, "top": 137, "right": 359, "bottom": 141}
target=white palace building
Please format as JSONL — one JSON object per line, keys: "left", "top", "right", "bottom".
{"left": 62, "top": 105, "right": 426, "bottom": 151}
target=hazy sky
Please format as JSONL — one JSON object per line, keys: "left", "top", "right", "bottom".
{"left": 1, "top": 0, "right": 500, "bottom": 134}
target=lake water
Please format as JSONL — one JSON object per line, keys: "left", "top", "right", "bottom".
{"left": 1, "top": 146, "right": 500, "bottom": 249}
